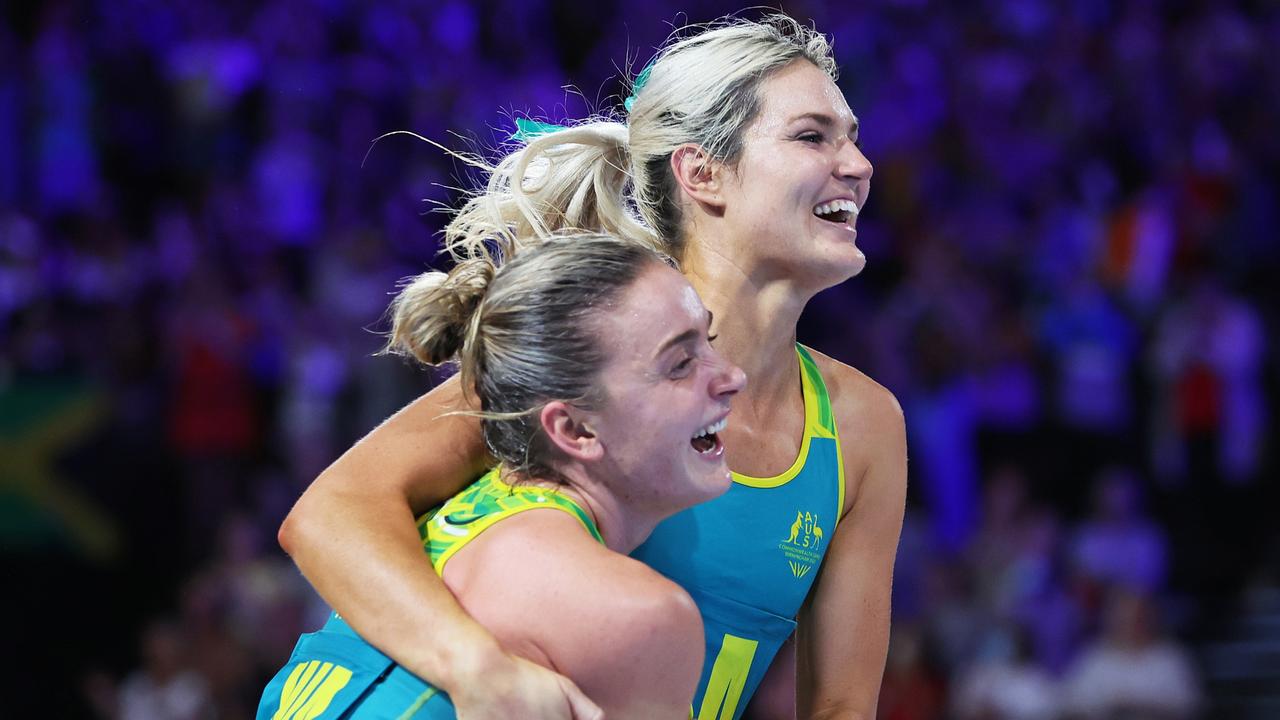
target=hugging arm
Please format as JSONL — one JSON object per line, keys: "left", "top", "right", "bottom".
{"left": 796, "top": 373, "right": 907, "bottom": 720}
{"left": 277, "top": 376, "right": 603, "bottom": 720}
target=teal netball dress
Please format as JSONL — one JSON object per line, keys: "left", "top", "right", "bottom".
{"left": 631, "top": 345, "right": 846, "bottom": 720}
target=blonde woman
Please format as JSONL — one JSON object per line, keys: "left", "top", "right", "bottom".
{"left": 281, "top": 15, "right": 907, "bottom": 720}
{"left": 259, "top": 236, "right": 745, "bottom": 719}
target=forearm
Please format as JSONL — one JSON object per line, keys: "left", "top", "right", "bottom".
{"left": 799, "top": 380, "right": 905, "bottom": 720}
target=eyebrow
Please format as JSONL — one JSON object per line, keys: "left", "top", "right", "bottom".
{"left": 655, "top": 310, "right": 714, "bottom": 357}
{"left": 790, "top": 112, "right": 860, "bottom": 135}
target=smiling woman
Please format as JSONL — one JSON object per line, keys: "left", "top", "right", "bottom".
{"left": 258, "top": 236, "right": 745, "bottom": 719}
{"left": 706, "top": 58, "right": 870, "bottom": 290}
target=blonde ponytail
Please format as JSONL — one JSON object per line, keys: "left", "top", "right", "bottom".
{"left": 386, "top": 256, "right": 495, "bottom": 384}
{"left": 443, "top": 122, "right": 660, "bottom": 264}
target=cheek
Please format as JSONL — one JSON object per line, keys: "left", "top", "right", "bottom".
{"left": 758, "top": 159, "right": 824, "bottom": 207}
{"left": 626, "top": 399, "right": 684, "bottom": 448}
{"left": 606, "top": 393, "right": 669, "bottom": 441}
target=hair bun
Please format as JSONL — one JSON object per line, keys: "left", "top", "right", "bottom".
{"left": 387, "top": 257, "right": 496, "bottom": 366}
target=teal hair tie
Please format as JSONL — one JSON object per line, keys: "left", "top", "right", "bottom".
{"left": 623, "top": 61, "right": 654, "bottom": 113}
{"left": 511, "top": 117, "right": 568, "bottom": 142}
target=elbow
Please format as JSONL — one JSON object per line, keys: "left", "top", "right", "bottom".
{"left": 277, "top": 476, "right": 330, "bottom": 560}
{"left": 277, "top": 493, "right": 309, "bottom": 558}
{"left": 277, "top": 503, "right": 301, "bottom": 557}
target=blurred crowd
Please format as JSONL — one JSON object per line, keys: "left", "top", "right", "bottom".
{"left": 2, "top": 0, "right": 1277, "bottom": 717}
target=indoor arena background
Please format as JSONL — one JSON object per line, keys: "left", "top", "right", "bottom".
{"left": 2, "top": 1, "right": 1278, "bottom": 717}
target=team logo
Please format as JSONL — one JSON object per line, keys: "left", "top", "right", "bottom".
{"left": 273, "top": 660, "right": 352, "bottom": 719}
{"left": 778, "top": 510, "right": 824, "bottom": 578}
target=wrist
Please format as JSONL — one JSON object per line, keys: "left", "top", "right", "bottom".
{"left": 429, "top": 622, "right": 510, "bottom": 697}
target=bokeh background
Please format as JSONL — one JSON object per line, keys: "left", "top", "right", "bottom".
{"left": 3, "top": 0, "right": 1278, "bottom": 717}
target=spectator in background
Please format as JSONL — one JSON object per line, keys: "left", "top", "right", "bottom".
{"left": 32, "top": 4, "right": 102, "bottom": 216}
{"left": 969, "top": 465, "right": 1034, "bottom": 606}
{"left": 1150, "top": 273, "right": 1266, "bottom": 485}
{"left": 876, "top": 239, "right": 985, "bottom": 552}
{"left": 919, "top": 556, "right": 989, "bottom": 678}
{"left": 164, "top": 263, "right": 259, "bottom": 559}
{"left": 952, "top": 624, "right": 1060, "bottom": 720}
{"left": 1070, "top": 467, "right": 1168, "bottom": 595}
{"left": 1062, "top": 589, "right": 1202, "bottom": 720}
{"left": 877, "top": 623, "right": 947, "bottom": 720}
{"left": 1005, "top": 509, "right": 1088, "bottom": 678}
{"left": 1037, "top": 271, "right": 1139, "bottom": 507}
{"left": 117, "top": 619, "right": 211, "bottom": 720}
{"left": 184, "top": 512, "right": 325, "bottom": 680}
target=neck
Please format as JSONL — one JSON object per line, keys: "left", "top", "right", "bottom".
{"left": 543, "top": 464, "right": 668, "bottom": 555}
{"left": 679, "top": 237, "right": 813, "bottom": 417}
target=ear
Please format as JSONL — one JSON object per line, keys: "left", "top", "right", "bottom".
{"left": 540, "top": 401, "right": 603, "bottom": 462}
{"left": 670, "top": 144, "right": 726, "bottom": 211}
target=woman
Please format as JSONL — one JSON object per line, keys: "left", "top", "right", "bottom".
{"left": 281, "top": 15, "right": 907, "bottom": 720}
{"left": 259, "top": 236, "right": 746, "bottom": 719}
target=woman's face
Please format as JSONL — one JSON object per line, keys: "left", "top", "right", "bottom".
{"left": 585, "top": 263, "right": 746, "bottom": 513}
{"left": 716, "top": 60, "right": 873, "bottom": 288}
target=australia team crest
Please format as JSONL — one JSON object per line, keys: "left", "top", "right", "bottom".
{"left": 778, "top": 510, "right": 824, "bottom": 578}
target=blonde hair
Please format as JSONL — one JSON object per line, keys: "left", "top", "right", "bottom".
{"left": 444, "top": 14, "right": 836, "bottom": 263}
{"left": 387, "top": 235, "right": 670, "bottom": 480}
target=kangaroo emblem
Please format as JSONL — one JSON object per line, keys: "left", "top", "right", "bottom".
{"left": 786, "top": 511, "right": 804, "bottom": 543}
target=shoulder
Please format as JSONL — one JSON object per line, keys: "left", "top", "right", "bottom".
{"left": 446, "top": 507, "right": 703, "bottom": 716}
{"left": 549, "top": 551, "right": 703, "bottom": 719}
{"left": 801, "top": 347, "right": 906, "bottom": 514}
{"left": 802, "top": 346, "right": 903, "bottom": 429}
{"left": 802, "top": 346, "right": 904, "bottom": 453}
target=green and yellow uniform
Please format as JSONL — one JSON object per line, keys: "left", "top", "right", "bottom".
{"left": 256, "top": 469, "right": 601, "bottom": 720}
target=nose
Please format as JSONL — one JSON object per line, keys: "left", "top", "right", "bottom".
{"left": 836, "top": 138, "right": 873, "bottom": 210}
{"left": 709, "top": 351, "right": 747, "bottom": 399}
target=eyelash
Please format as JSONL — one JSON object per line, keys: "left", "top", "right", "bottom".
{"left": 799, "top": 132, "right": 863, "bottom": 150}
{"left": 670, "top": 334, "right": 718, "bottom": 377}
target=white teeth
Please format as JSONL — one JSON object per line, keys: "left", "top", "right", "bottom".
{"left": 692, "top": 417, "right": 728, "bottom": 439}
{"left": 812, "top": 199, "right": 859, "bottom": 218}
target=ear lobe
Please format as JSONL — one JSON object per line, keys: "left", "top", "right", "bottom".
{"left": 670, "top": 144, "right": 724, "bottom": 210}
{"left": 540, "top": 401, "right": 603, "bottom": 462}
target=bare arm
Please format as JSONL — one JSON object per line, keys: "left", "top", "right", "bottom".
{"left": 796, "top": 362, "right": 908, "bottom": 720}
{"left": 455, "top": 509, "right": 705, "bottom": 720}
{"left": 278, "top": 376, "right": 602, "bottom": 719}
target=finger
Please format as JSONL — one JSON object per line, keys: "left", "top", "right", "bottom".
{"left": 558, "top": 676, "right": 604, "bottom": 720}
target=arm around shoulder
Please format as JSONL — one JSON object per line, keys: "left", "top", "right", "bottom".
{"left": 278, "top": 377, "right": 601, "bottom": 717}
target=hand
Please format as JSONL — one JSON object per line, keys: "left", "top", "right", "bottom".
{"left": 450, "top": 652, "right": 604, "bottom": 720}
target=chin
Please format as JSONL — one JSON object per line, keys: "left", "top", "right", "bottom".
{"left": 704, "top": 465, "right": 734, "bottom": 498}
{"left": 803, "top": 251, "right": 866, "bottom": 291}
{"left": 682, "top": 465, "right": 732, "bottom": 505}
{"left": 844, "top": 252, "right": 868, "bottom": 279}
{"left": 797, "top": 228, "right": 867, "bottom": 282}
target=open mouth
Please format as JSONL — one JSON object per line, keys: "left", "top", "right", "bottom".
{"left": 813, "top": 199, "right": 858, "bottom": 224}
{"left": 691, "top": 417, "right": 728, "bottom": 455}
